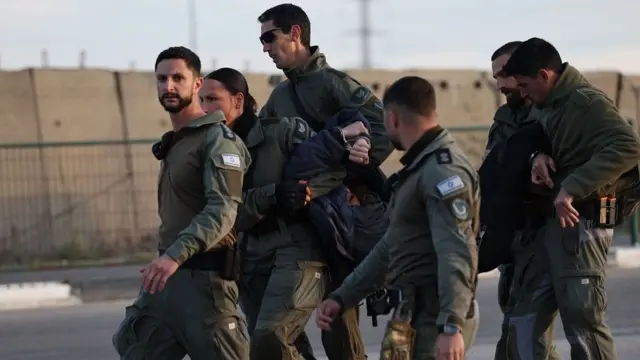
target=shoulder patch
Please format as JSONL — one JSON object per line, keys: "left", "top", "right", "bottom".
{"left": 295, "top": 118, "right": 307, "bottom": 133}
{"left": 220, "top": 153, "right": 241, "bottom": 168}
{"left": 219, "top": 123, "right": 236, "bottom": 140}
{"left": 436, "top": 175, "right": 465, "bottom": 196}
{"left": 349, "top": 86, "right": 373, "bottom": 106}
{"left": 290, "top": 117, "right": 310, "bottom": 145}
{"left": 451, "top": 198, "right": 471, "bottom": 220}
{"left": 434, "top": 149, "right": 452, "bottom": 164}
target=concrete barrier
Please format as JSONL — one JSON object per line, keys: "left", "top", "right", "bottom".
{"left": 0, "top": 281, "right": 81, "bottom": 311}
{"left": 1, "top": 68, "right": 639, "bottom": 261}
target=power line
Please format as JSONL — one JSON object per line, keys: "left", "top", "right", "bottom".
{"left": 187, "top": 0, "right": 198, "bottom": 53}
{"left": 346, "top": 0, "right": 383, "bottom": 69}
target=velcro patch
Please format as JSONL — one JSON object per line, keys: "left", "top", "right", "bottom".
{"left": 349, "top": 86, "right": 373, "bottom": 106}
{"left": 221, "top": 153, "right": 241, "bottom": 168}
{"left": 436, "top": 175, "right": 465, "bottom": 196}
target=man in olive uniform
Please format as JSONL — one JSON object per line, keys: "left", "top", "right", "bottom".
{"left": 111, "top": 47, "right": 251, "bottom": 360}
{"left": 501, "top": 37, "right": 640, "bottom": 360}
{"left": 486, "top": 41, "right": 560, "bottom": 360}
{"left": 316, "top": 76, "right": 480, "bottom": 360}
{"left": 256, "top": 4, "right": 393, "bottom": 359}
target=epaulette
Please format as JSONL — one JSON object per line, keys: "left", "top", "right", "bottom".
{"left": 218, "top": 123, "right": 236, "bottom": 141}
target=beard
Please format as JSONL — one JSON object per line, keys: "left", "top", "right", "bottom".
{"left": 504, "top": 90, "right": 525, "bottom": 108}
{"left": 159, "top": 92, "right": 193, "bottom": 113}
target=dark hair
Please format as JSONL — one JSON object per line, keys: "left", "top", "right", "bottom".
{"left": 491, "top": 41, "right": 522, "bottom": 61}
{"left": 501, "top": 37, "right": 563, "bottom": 77}
{"left": 383, "top": 76, "right": 436, "bottom": 117}
{"left": 258, "top": 4, "right": 311, "bottom": 48}
{"left": 154, "top": 46, "right": 201, "bottom": 75}
{"left": 204, "top": 67, "right": 257, "bottom": 114}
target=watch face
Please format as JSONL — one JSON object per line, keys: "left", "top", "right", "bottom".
{"left": 440, "top": 325, "right": 461, "bottom": 334}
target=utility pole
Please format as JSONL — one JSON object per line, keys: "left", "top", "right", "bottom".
{"left": 188, "top": 0, "right": 198, "bottom": 53}
{"left": 346, "top": 0, "right": 382, "bottom": 69}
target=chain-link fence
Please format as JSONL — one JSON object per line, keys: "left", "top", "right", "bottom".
{"left": 0, "top": 125, "right": 636, "bottom": 266}
{"left": 0, "top": 139, "right": 160, "bottom": 265}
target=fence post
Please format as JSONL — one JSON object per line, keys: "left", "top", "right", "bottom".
{"left": 113, "top": 71, "right": 141, "bottom": 242}
{"left": 631, "top": 85, "right": 640, "bottom": 247}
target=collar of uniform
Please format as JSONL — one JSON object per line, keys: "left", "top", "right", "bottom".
{"left": 243, "top": 119, "right": 265, "bottom": 148}
{"left": 399, "top": 125, "right": 446, "bottom": 166}
{"left": 541, "top": 63, "right": 590, "bottom": 108}
{"left": 283, "top": 46, "right": 327, "bottom": 80}
{"left": 184, "top": 110, "right": 226, "bottom": 129}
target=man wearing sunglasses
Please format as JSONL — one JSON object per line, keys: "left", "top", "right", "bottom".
{"left": 253, "top": 4, "right": 394, "bottom": 360}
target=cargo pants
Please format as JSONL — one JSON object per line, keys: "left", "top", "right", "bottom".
{"left": 239, "top": 257, "right": 329, "bottom": 360}
{"left": 292, "top": 274, "right": 366, "bottom": 360}
{"left": 495, "top": 229, "right": 561, "bottom": 360}
{"left": 112, "top": 268, "right": 249, "bottom": 360}
{"left": 507, "top": 217, "right": 617, "bottom": 359}
{"left": 321, "top": 287, "right": 367, "bottom": 360}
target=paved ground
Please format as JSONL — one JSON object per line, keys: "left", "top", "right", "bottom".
{"left": 1, "top": 268, "right": 639, "bottom": 360}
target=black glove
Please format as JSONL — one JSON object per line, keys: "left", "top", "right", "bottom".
{"left": 274, "top": 181, "right": 308, "bottom": 216}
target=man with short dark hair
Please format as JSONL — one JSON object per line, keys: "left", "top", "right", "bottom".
{"left": 501, "top": 37, "right": 640, "bottom": 360}
{"left": 257, "top": 3, "right": 391, "bottom": 166}
{"left": 254, "top": 4, "right": 394, "bottom": 360}
{"left": 316, "top": 76, "right": 480, "bottom": 360}
{"left": 484, "top": 41, "right": 561, "bottom": 360}
{"left": 111, "top": 46, "right": 251, "bottom": 360}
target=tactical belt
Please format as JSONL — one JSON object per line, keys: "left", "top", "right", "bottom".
{"left": 563, "top": 198, "right": 619, "bottom": 228}
{"left": 158, "top": 247, "right": 239, "bottom": 280}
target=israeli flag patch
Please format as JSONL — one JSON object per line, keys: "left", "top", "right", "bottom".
{"left": 221, "top": 153, "right": 241, "bottom": 168}
{"left": 436, "top": 175, "right": 465, "bottom": 196}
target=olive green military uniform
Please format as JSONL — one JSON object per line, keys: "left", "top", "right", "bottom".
{"left": 485, "top": 104, "right": 561, "bottom": 360}
{"left": 507, "top": 64, "right": 640, "bottom": 360}
{"left": 235, "top": 116, "right": 345, "bottom": 360}
{"left": 112, "top": 111, "right": 252, "bottom": 360}
{"left": 331, "top": 128, "right": 480, "bottom": 360}
{"left": 260, "top": 46, "right": 393, "bottom": 360}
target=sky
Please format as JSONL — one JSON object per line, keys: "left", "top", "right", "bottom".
{"left": 0, "top": 0, "right": 638, "bottom": 74}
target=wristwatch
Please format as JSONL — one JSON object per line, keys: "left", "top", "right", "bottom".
{"left": 437, "top": 324, "right": 461, "bottom": 334}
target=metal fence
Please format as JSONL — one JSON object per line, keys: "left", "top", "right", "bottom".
{"left": 0, "top": 139, "right": 161, "bottom": 265}
{"left": 0, "top": 126, "right": 637, "bottom": 266}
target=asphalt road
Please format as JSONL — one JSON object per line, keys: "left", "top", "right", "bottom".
{"left": 1, "top": 268, "right": 640, "bottom": 360}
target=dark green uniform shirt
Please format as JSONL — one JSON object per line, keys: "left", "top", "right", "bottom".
{"left": 259, "top": 46, "right": 393, "bottom": 167}
{"left": 537, "top": 64, "right": 640, "bottom": 198}
{"left": 157, "top": 111, "right": 251, "bottom": 265}
{"left": 333, "top": 128, "right": 480, "bottom": 329}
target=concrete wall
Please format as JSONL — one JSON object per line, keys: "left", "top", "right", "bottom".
{"left": 0, "top": 68, "right": 638, "bottom": 262}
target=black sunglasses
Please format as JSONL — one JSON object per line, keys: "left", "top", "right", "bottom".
{"left": 259, "top": 29, "right": 278, "bottom": 45}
